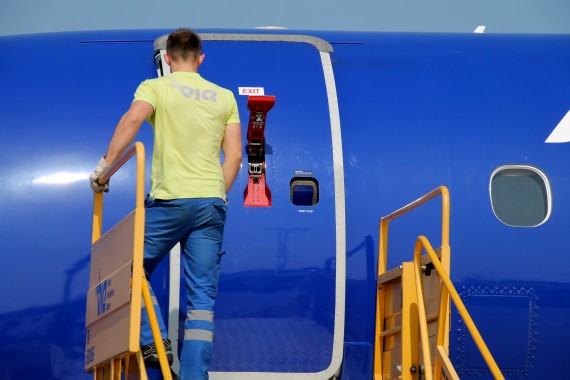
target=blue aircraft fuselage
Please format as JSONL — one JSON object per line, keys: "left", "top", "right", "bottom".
{"left": 0, "top": 29, "right": 569, "bottom": 379}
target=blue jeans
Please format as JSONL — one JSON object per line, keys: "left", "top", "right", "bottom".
{"left": 140, "top": 197, "right": 227, "bottom": 380}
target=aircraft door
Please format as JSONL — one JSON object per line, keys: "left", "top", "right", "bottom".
{"left": 154, "top": 34, "right": 345, "bottom": 380}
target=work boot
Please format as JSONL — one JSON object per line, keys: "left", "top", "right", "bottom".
{"left": 141, "top": 338, "right": 174, "bottom": 369}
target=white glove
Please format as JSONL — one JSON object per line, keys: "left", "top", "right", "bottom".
{"left": 90, "top": 156, "right": 109, "bottom": 192}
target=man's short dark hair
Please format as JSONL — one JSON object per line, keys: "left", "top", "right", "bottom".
{"left": 166, "top": 28, "right": 202, "bottom": 62}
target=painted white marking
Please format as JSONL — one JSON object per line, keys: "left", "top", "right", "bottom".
{"left": 545, "top": 110, "right": 570, "bottom": 143}
{"left": 474, "top": 26, "right": 486, "bottom": 33}
{"left": 238, "top": 87, "right": 265, "bottom": 96}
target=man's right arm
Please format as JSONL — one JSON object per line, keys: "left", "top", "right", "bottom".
{"left": 90, "top": 100, "right": 153, "bottom": 192}
{"left": 105, "top": 100, "right": 153, "bottom": 166}
{"left": 221, "top": 123, "right": 243, "bottom": 194}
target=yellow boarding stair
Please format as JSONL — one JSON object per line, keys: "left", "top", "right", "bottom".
{"left": 85, "top": 142, "right": 173, "bottom": 380}
{"left": 374, "top": 187, "right": 504, "bottom": 380}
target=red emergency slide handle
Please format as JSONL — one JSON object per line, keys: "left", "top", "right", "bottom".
{"left": 244, "top": 95, "right": 275, "bottom": 207}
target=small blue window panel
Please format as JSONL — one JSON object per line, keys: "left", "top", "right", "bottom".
{"left": 290, "top": 178, "right": 319, "bottom": 206}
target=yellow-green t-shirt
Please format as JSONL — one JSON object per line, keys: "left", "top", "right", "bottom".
{"left": 134, "top": 72, "right": 240, "bottom": 200}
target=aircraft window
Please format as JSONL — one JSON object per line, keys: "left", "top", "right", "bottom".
{"left": 290, "top": 178, "right": 319, "bottom": 206}
{"left": 490, "top": 165, "right": 551, "bottom": 227}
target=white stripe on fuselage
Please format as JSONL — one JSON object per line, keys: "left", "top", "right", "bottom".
{"left": 545, "top": 110, "right": 570, "bottom": 143}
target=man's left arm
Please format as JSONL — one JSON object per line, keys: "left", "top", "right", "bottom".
{"left": 221, "top": 123, "right": 243, "bottom": 195}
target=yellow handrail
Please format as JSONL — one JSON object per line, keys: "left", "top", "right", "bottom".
{"left": 414, "top": 236, "right": 504, "bottom": 380}
{"left": 89, "top": 142, "right": 173, "bottom": 380}
{"left": 378, "top": 186, "right": 450, "bottom": 275}
{"left": 375, "top": 186, "right": 450, "bottom": 379}
{"left": 92, "top": 142, "right": 146, "bottom": 243}
{"left": 375, "top": 186, "right": 503, "bottom": 380}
